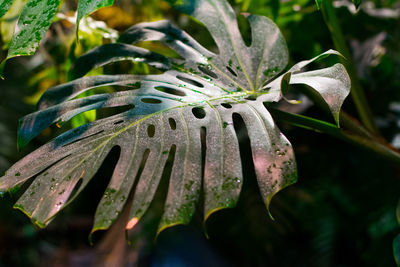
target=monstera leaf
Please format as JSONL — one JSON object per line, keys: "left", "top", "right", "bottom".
{"left": 0, "top": 0, "right": 350, "bottom": 234}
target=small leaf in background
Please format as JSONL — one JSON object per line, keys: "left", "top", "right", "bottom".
{"left": 76, "top": 0, "right": 114, "bottom": 31}
{"left": 0, "top": 0, "right": 27, "bottom": 49}
{"left": 2, "top": 0, "right": 60, "bottom": 72}
{"left": 352, "top": 0, "right": 362, "bottom": 9}
{"left": 314, "top": 0, "right": 322, "bottom": 10}
{"left": 271, "top": 0, "right": 280, "bottom": 21}
{"left": 394, "top": 234, "right": 400, "bottom": 266}
{"left": 0, "top": 0, "right": 14, "bottom": 18}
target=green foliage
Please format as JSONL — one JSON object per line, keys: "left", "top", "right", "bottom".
{"left": 0, "top": 0, "right": 350, "bottom": 235}
{"left": 77, "top": 0, "right": 114, "bottom": 29}
{"left": 395, "top": 234, "right": 400, "bottom": 266}
{"left": 6, "top": 0, "right": 60, "bottom": 58}
{"left": 0, "top": 0, "right": 115, "bottom": 76}
{"left": 0, "top": 0, "right": 13, "bottom": 18}
{"left": 352, "top": 0, "right": 362, "bottom": 8}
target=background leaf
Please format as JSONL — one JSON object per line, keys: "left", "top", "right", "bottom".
{"left": 394, "top": 234, "right": 400, "bottom": 266}
{"left": 0, "top": 0, "right": 14, "bottom": 18}
{"left": 0, "top": 0, "right": 26, "bottom": 48}
{"left": 6, "top": 0, "right": 60, "bottom": 58}
{"left": 76, "top": 0, "right": 114, "bottom": 31}
{"left": 352, "top": 0, "right": 362, "bottom": 9}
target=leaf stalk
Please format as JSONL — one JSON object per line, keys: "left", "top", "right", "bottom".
{"left": 269, "top": 108, "right": 400, "bottom": 165}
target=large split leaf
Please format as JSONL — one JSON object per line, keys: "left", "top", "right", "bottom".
{"left": 0, "top": 0, "right": 350, "bottom": 234}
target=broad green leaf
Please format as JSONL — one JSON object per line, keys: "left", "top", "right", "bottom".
{"left": 6, "top": 0, "right": 60, "bottom": 58}
{"left": 0, "top": 0, "right": 27, "bottom": 49}
{"left": 0, "top": 0, "right": 14, "bottom": 18}
{"left": 76, "top": 0, "right": 114, "bottom": 31}
{"left": 0, "top": 0, "right": 350, "bottom": 235}
{"left": 0, "top": 0, "right": 116, "bottom": 77}
{"left": 0, "top": 0, "right": 60, "bottom": 77}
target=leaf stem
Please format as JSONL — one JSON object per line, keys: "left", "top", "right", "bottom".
{"left": 320, "top": 0, "right": 378, "bottom": 134}
{"left": 269, "top": 108, "right": 400, "bottom": 165}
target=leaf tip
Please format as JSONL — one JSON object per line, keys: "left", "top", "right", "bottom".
{"left": 89, "top": 225, "right": 110, "bottom": 246}
{"left": 156, "top": 221, "right": 184, "bottom": 240}
{"left": 266, "top": 196, "right": 276, "bottom": 221}
{"left": 0, "top": 60, "right": 6, "bottom": 79}
{"left": 13, "top": 203, "right": 47, "bottom": 229}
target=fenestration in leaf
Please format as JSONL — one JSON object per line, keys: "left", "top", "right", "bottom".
{"left": 0, "top": 0, "right": 350, "bottom": 235}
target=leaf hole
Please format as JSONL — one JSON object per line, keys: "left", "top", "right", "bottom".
{"left": 192, "top": 107, "right": 206, "bottom": 119}
{"left": 155, "top": 86, "right": 187, "bottom": 96}
{"left": 137, "top": 149, "right": 151, "bottom": 180}
{"left": 198, "top": 66, "right": 218, "bottom": 79}
{"left": 244, "top": 96, "right": 257, "bottom": 101}
{"left": 168, "top": 118, "right": 176, "bottom": 130}
{"left": 96, "top": 104, "right": 135, "bottom": 120}
{"left": 200, "top": 127, "right": 206, "bottom": 180}
{"left": 114, "top": 120, "right": 124, "bottom": 125}
{"left": 237, "top": 14, "right": 252, "bottom": 47}
{"left": 68, "top": 145, "right": 122, "bottom": 215}
{"left": 176, "top": 75, "right": 204, "bottom": 88}
{"left": 147, "top": 124, "right": 155, "bottom": 138}
{"left": 221, "top": 103, "right": 232, "bottom": 109}
{"left": 67, "top": 178, "right": 83, "bottom": 203}
{"left": 232, "top": 113, "right": 248, "bottom": 143}
{"left": 141, "top": 98, "right": 162, "bottom": 104}
{"left": 226, "top": 66, "right": 237, "bottom": 77}
{"left": 183, "top": 20, "right": 219, "bottom": 54}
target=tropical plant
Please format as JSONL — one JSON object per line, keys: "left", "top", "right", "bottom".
{"left": 0, "top": 0, "right": 352, "bottom": 235}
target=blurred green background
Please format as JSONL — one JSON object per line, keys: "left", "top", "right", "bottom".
{"left": 0, "top": 0, "right": 400, "bottom": 266}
